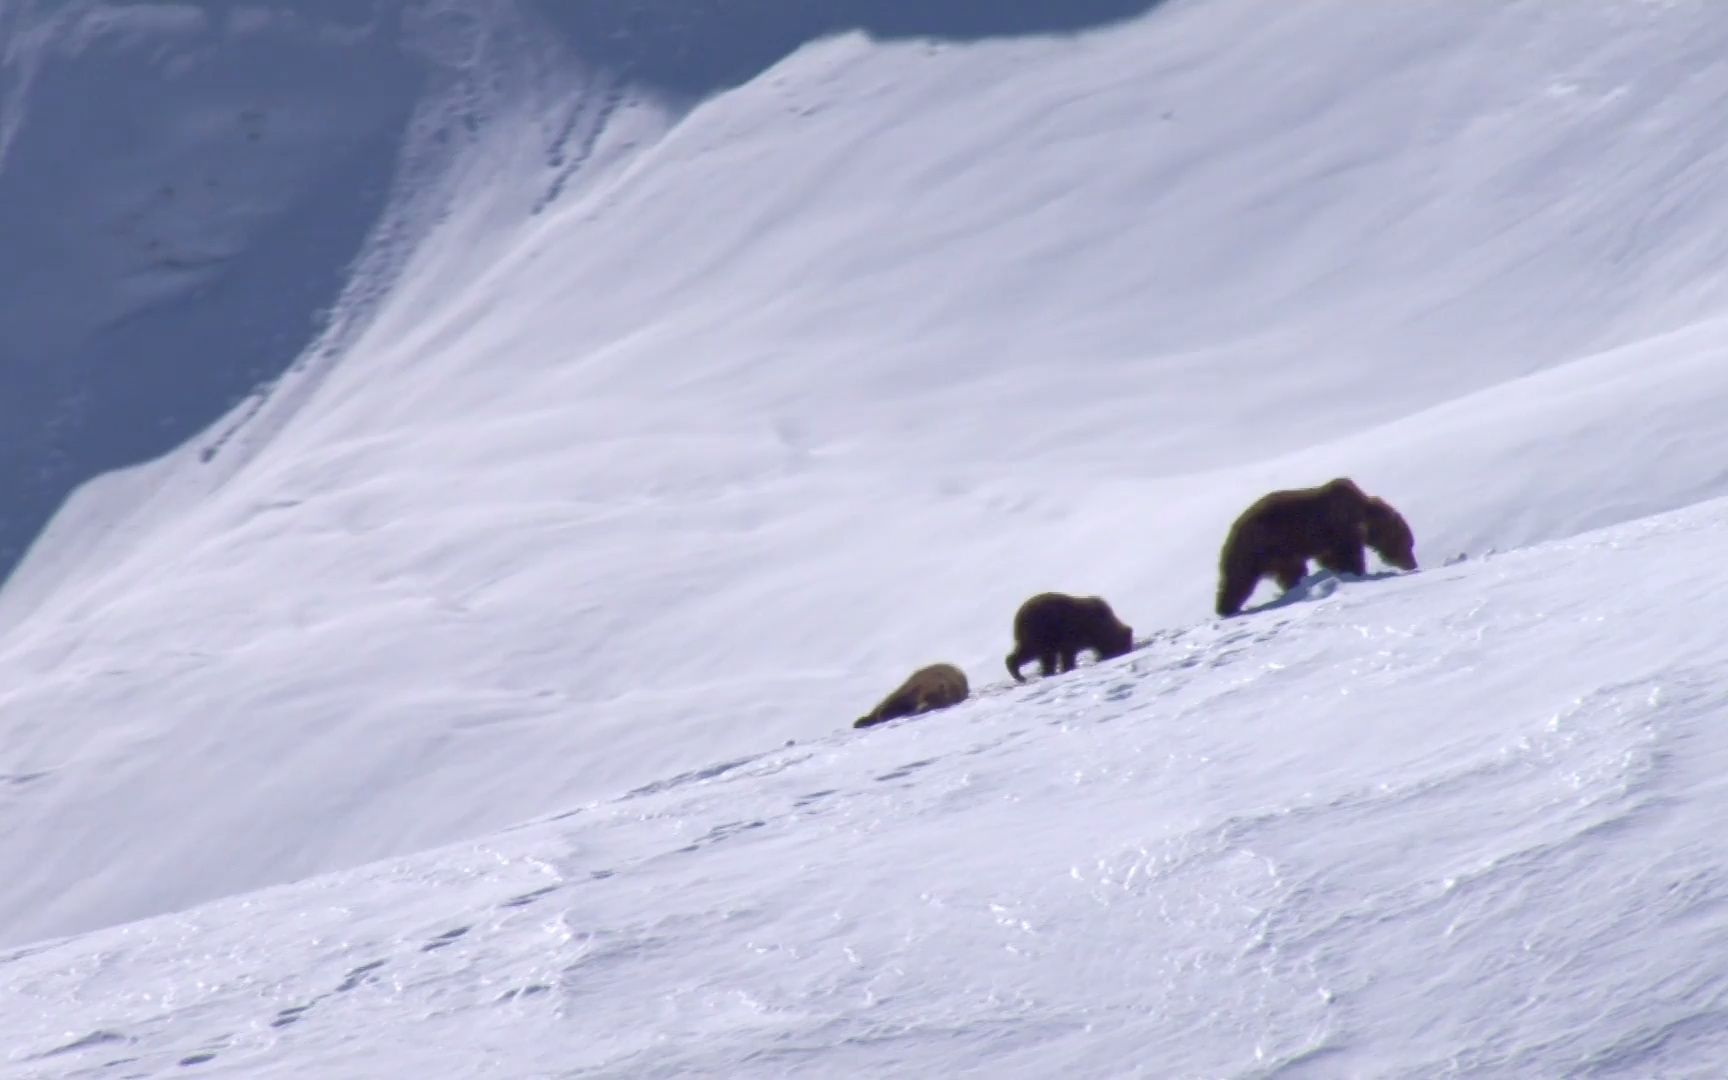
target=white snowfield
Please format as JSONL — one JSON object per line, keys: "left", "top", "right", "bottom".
{"left": 5, "top": 0, "right": 1728, "bottom": 1074}
{"left": 8, "top": 520, "right": 1728, "bottom": 1078}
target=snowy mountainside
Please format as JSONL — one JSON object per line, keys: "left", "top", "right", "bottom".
{"left": 0, "top": 2, "right": 429, "bottom": 580}
{"left": 7, "top": 0, "right": 1728, "bottom": 962}
{"left": 7, "top": 503, "right": 1728, "bottom": 1077}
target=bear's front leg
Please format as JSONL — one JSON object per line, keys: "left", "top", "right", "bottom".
{"left": 1318, "top": 543, "right": 1367, "bottom": 577}
{"left": 1215, "top": 563, "right": 1263, "bottom": 617}
{"left": 1272, "top": 557, "right": 1308, "bottom": 590}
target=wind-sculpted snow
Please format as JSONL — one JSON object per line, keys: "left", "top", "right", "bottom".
{"left": 6, "top": 505, "right": 1728, "bottom": 1077}
{"left": 7, "top": 0, "right": 1728, "bottom": 1005}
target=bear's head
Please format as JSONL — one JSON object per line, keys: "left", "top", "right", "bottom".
{"left": 855, "top": 702, "right": 897, "bottom": 728}
{"left": 1086, "top": 598, "right": 1134, "bottom": 659}
{"left": 1364, "top": 499, "right": 1417, "bottom": 570}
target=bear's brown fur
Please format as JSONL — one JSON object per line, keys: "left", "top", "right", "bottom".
{"left": 1005, "top": 592, "right": 1134, "bottom": 682}
{"left": 1215, "top": 477, "right": 1416, "bottom": 617}
{"left": 854, "top": 662, "right": 970, "bottom": 729}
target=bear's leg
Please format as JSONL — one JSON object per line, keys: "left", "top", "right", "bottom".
{"left": 1273, "top": 557, "right": 1308, "bottom": 591}
{"left": 1039, "top": 651, "right": 1060, "bottom": 678}
{"left": 1058, "top": 648, "right": 1078, "bottom": 674}
{"left": 1216, "top": 562, "right": 1262, "bottom": 617}
{"left": 1318, "top": 542, "right": 1367, "bottom": 577}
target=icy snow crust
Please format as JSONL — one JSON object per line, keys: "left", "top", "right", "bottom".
{"left": 6, "top": 0, "right": 1728, "bottom": 1069}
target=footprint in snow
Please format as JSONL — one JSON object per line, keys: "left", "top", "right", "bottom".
{"left": 270, "top": 1004, "right": 314, "bottom": 1028}
{"left": 875, "top": 758, "right": 935, "bottom": 782}
{"left": 499, "top": 884, "right": 560, "bottom": 910}
{"left": 422, "top": 926, "right": 471, "bottom": 952}
{"left": 1102, "top": 681, "right": 1135, "bottom": 703}
{"left": 335, "top": 959, "right": 387, "bottom": 992}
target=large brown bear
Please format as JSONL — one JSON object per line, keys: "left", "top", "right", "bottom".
{"left": 854, "top": 662, "right": 970, "bottom": 729}
{"left": 1006, "top": 592, "right": 1134, "bottom": 682}
{"left": 1215, "top": 477, "right": 1416, "bottom": 617}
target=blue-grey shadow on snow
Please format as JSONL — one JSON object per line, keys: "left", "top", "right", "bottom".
{"left": 533, "top": 0, "right": 1174, "bottom": 98}
{"left": 0, "top": 0, "right": 1177, "bottom": 591}
{"left": 0, "top": 10, "right": 422, "bottom": 587}
{"left": 1240, "top": 569, "right": 1409, "bottom": 616}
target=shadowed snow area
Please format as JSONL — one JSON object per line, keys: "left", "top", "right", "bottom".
{"left": 6, "top": 0, "right": 1728, "bottom": 1069}
{"left": 527, "top": 0, "right": 1175, "bottom": 97}
{"left": 0, "top": 3, "right": 425, "bottom": 579}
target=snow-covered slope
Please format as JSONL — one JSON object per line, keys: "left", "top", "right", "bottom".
{"left": 0, "top": 3, "right": 437, "bottom": 582}
{"left": 5, "top": 0, "right": 1728, "bottom": 1011}
{"left": 9, "top": 504, "right": 1728, "bottom": 1077}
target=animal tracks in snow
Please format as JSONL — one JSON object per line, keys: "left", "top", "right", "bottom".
{"left": 334, "top": 958, "right": 389, "bottom": 993}
{"left": 499, "top": 884, "right": 561, "bottom": 909}
{"left": 421, "top": 926, "right": 471, "bottom": 952}
{"left": 2, "top": 598, "right": 1390, "bottom": 1077}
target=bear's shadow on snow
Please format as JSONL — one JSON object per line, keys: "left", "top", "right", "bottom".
{"left": 533, "top": 0, "right": 1174, "bottom": 99}
{"left": 1241, "top": 569, "right": 1405, "bottom": 616}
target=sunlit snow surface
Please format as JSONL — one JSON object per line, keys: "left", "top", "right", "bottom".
{"left": 9, "top": 507, "right": 1728, "bottom": 1077}
{"left": 9, "top": 0, "right": 1728, "bottom": 951}
{"left": 9, "top": 0, "right": 1728, "bottom": 1075}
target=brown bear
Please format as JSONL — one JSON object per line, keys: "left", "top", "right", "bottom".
{"left": 854, "top": 662, "right": 970, "bottom": 729}
{"left": 1005, "top": 592, "right": 1134, "bottom": 682}
{"left": 1215, "top": 477, "right": 1416, "bottom": 617}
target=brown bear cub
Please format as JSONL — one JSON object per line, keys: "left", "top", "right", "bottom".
{"left": 1215, "top": 477, "right": 1417, "bottom": 617}
{"left": 1005, "top": 592, "right": 1134, "bottom": 682}
{"left": 854, "top": 663, "right": 970, "bottom": 729}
